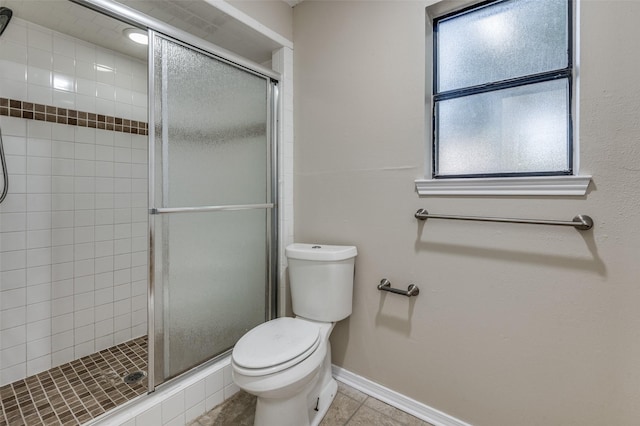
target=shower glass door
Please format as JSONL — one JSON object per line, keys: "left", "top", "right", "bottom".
{"left": 149, "top": 32, "right": 277, "bottom": 385}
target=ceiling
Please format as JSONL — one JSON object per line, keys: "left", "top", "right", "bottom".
{"left": 0, "top": 0, "right": 283, "bottom": 64}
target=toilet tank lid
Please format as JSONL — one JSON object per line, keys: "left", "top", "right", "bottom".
{"left": 286, "top": 243, "right": 357, "bottom": 261}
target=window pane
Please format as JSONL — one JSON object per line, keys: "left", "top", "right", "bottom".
{"left": 437, "top": 0, "right": 568, "bottom": 92}
{"left": 435, "top": 79, "right": 569, "bottom": 176}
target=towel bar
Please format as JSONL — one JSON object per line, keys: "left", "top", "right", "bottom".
{"left": 415, "top": 209, "right": 593, "bottom": 231}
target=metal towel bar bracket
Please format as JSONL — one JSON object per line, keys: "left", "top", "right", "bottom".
{"left": 414, "top": 209, "right": 594, "bottom": 231}
{"left": 377, "top": 279, "right": 419, "bottom": 297}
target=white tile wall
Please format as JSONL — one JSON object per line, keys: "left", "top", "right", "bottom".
{"left": 272, "top": 47, "right": 294, "bottom": 317}
{"left": 0, "top": 17, "right": 147, "bottom": 122}
{"left": 92, "top": 358, "right": 237, "bottom": 426}
{"left": 0, "top": 17, "right": 148, "bottom": 387}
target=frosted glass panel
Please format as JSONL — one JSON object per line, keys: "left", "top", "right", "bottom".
{"left": 437, "top": 0, "right": 568, "bottom": 91}
{"left": 156, "top": 37, "right": 269, "bottom": 207}
{"left": 161, "top": 210, "right": 267, "bottom": 377}
{"left": 151, "top": 34, "right": 274, "bottom": 382}
{"left": 436, "top": 79, "right": 569, "bottom": 176}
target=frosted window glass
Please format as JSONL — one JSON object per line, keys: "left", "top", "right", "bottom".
{"left": 155, "top": 37, "right": 269, "bottom": 208}
{"left": 437, "top": 0, "right": 568, "bottom": 92}
{"left": 435, "top": 79, "right": 569, "bottom": 176}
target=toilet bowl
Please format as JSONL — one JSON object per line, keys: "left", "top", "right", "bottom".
{"left": 232, "top": 318, "right": 336, "bottom": 426}
{"left": 231, "top": 243, "right": 357, "bottom": 426}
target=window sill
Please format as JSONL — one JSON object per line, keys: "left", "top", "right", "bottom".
{"left": 415, "top": 175, "right": 591, "bottom": 196}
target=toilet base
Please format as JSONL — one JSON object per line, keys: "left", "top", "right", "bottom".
{"left": 309, "top": 377, "right": 338, "bottom": 426}
{"left": 253, "top": 375, "right": 337, "bottom": 426}
{"left": 251, "top": 340, "right": 337, "bottom": 426}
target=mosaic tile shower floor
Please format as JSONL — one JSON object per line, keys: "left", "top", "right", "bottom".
{"left": 0, "top": 336, "right": 147, "bottom": 426}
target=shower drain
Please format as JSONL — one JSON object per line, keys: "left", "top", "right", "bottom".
{"left": 123, "top": 370, "right": 147, "bottom": 385}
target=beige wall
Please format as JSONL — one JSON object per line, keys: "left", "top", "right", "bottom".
{"left": 227, "top": 0, "right": 294, "bottom": 41}
{"left": 292, "top": 1, "right": 640, "bottom": 425}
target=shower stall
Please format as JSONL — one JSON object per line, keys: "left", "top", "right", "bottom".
{"left": 148, "top": 30, "right": 278, "bottom": 385}
{"left": 0, "top": 0, "right": 279, "bottom": 423}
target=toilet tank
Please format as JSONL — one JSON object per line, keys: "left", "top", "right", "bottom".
{"left": 286, "top": 243, "right": 357, "bottom": 322}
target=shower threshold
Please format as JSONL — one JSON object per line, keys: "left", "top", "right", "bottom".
{"left": 0, "top": 336, "right": 147, "bottom": 426}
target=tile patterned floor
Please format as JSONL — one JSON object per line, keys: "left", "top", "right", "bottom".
{"left": 0, "top": 336, "right": 147, "bottom": 426}
{"left": 190, "top": 381, "right": 435, "bottom": 426}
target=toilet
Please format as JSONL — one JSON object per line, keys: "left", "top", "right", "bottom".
{"left": 231, "top": 243, "right": 358, "bottom": 426}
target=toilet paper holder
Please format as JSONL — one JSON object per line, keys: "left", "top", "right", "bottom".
{"left": 377, "top": 279, "right": 419, "bottom": 297}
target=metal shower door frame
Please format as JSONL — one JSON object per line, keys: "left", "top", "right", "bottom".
{"left": 147, "top": 31, "right": 279, "bottom": 390}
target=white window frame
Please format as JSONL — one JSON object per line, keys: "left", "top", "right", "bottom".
{"left": 415, "top": 0, "right": 591, "bottom": 196}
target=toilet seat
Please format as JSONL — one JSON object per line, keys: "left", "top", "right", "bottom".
{"left": 232, "top": 317, "right": 321, "bottom": 377}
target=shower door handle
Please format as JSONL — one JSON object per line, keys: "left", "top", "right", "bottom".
{"left": 149, "top": 203, "right": 274, "bottom": 214}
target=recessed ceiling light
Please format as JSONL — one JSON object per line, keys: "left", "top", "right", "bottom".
{"left": 123, "top": 28, "right": 148, "bottom": 45}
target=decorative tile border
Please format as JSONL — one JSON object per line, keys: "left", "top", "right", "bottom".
{"left": 0, "top": 97, "right": 148, "bottom": 136}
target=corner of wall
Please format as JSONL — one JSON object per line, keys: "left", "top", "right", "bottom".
{"left": 271, "top": 46, "right": 294, "bottom": 318}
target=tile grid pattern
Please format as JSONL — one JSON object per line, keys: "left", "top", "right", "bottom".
{"left": 0, "top": 336, "right": 147, "bottom": 426}
{"left": 189, "top": 382, "right": 435, "bottom": 426}
{"left": 0, "top": 113, "right": 149, "bottom": 386}
{"left": 0, "top": 17, "right": 148, "bottom": 124}
{"left": 0, "top": 98, "right": 148, "bottom": 136}
{"left": 0, "top": 13, "right": 149, "bottom": 387}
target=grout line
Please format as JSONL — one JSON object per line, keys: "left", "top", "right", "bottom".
{"left": 63, "top": 361, "right": 97, "bottom": 424}
{"left": 10, "top": 384, "right": 28, "bottom": 426}
{"left": 0, "top": 337, "right": 147, "bottom": 425}
{"left": 339, "top": 390, "right": 368, "bottom": 426}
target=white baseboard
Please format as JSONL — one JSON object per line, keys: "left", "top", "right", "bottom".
{"left": 332, "top": 365, "right": 473, "bottom": 426}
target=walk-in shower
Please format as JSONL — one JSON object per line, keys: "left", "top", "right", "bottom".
{"left": 0, "top": 0, "right": 279, "bottom": 424}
